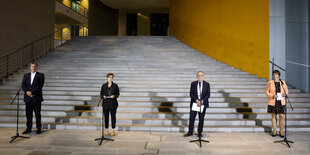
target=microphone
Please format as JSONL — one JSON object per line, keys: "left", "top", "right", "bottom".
{"left": 279, "top": 79, "right": 284, "bottom": 85}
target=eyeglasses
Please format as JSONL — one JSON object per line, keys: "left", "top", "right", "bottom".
{"left": 197, "top": 75, "right": 204, "bottom": 76}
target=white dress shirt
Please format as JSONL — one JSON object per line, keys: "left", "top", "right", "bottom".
{"left": 31, "top": 72, "right": 37, "bottom": 85}
{"left": 197, "top": 81, "right": 203, "bottom": 100}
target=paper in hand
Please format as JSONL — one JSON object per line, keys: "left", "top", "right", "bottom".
{"left": 277, "top": 93, "right": 283, "bottom": 101}
{"left": 191, "top": 103, "right": 204, "bottom": 113}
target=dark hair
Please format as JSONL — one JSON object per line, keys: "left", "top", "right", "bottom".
{"left": 29, "top": 60, "right": 38, "bottom": 66}
{"left": 272, "top": 70, "right": 281, "bottom": 77}
{"left": 106, "top": 73, "right": 114, "bottom": 78}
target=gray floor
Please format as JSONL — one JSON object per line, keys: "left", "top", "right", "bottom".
{"left": 0, "top": 128, "right": 309, "bottom": 155}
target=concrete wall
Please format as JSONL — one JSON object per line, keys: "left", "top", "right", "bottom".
{"left": 88, "top": 0, "right": 118, "bottom": 36}
{"left": 169, "top": 0, "right": 270, "bottom": 79}
{"left": 118, "top": 9, "right": 169, "bottom": 36}
{"left": 269, "top": 0, "right": 286, "bottom": 80}
{"left": 0, "top": 0, "right": 55, "bottom": 57}
{"left": 285, "top": 0, "right": 310, "bottom": 92}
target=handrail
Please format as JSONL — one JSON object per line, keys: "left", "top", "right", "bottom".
{"left": 56, "top": 0, "right": 88, "bottom": 17}
{"left": 269, "top": 58, "right": 286, "bottom": 72}
{"left": 286, "top": 60, "right": 310, "bottom": 68}
{"left": 269, "top": 58, "right": 310, "bottom": 72}
{"left": 0, "top": 25, "right": 88, "bottom": 80}
{"left": 0, "top": 27, "right": 65, "bottom": 60}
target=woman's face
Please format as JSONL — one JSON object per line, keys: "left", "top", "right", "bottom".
{"left": 273, "top": 73, "right": 280, "bottom": 80}
{"left": 107, "top": 76, "right": 113, "bottom": 83}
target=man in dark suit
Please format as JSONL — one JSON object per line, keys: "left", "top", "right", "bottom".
{"left": 184, "top": 71, "right": 210, "bottom": 137}
{"left": 21, "top": 61, "right": 45, "bottom": 134}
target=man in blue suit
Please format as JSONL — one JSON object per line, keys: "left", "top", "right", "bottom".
{"left": 21, "top": 61, "right": 45, "bottom": 134}
{"left": 184, "top": 71, "right": 210, "bottom": 137}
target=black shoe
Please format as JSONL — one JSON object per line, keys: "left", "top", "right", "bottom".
{"left": 22, "top": 129, "right": 31, "bottom": 134}
{"left": 36, "top": 129, "right": 41, "bottom": 134}
{"left": 279, "top": 134, "right": 284, "bottom": 138}
{"left": 184, "top": 132, "right": 193, "bottom": 137}
{"left": 271, "top": 133, "right": 277, "bottom": 137}
{"left": 198, "top": 133, "right": 203, "bottom": 137}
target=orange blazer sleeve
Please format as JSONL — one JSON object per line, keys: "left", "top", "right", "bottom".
{"left": 265, "top": 81, "right": 274, "bottom": 98}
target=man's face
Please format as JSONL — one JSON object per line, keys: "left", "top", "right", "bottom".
{"left": 30, "top": 64, "right": 37, "bottom": 73}
{"left": 197, "top": 72, "right": 204, "bottom": 81}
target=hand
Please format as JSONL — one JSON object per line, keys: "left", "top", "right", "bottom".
{"left": 26, "top": 91, "right": 32, "bottom": 97}
{"left": 111, "top": 95, "right": 115, "bottom": 99}
{"left": 103, "top": 95, "right": 106, "bottom": 99}
{"left": 273, "top": 94, "right": 277, "bottom": 99}
{"left": 282, "top": 93, "right": 286, "bottom": 97}
{"left": 197, "top": 100, "right": 201, "bottom": 106}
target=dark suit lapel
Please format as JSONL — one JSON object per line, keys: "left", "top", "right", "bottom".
{"left": 195, "top": 81, "right": 199, "bottom": 98}
{"left": 27, "top": 73, "right": 31, "bottom": 87}
{"left": 202, "top": 81, "right": 206, "bottom": 95}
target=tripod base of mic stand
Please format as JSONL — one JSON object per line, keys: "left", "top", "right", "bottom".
{"left": 94, "top": 136, "right": 114, "bottom": 145}
{"left": 189, "top": 136, "right": 209, "bottom": 147}
{"left": 10, "top": 133, "right": 29, "bottom": 143}
{"left": 274, "top": 138, "right": 294, "bottom": 148}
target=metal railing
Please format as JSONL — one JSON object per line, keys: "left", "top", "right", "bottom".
{"left": 269, "top": 58, "right": 286, "bottom": 72}
{"left": 56, "top": 0, "right": 88, "bottom": 17}
{"left": 0, "top": 25, "right": 88, "bottom": 80}
{"left": 269, "top": 57, "right": 310, "bottom": 72}
{"left": 269, "top": 57, "right": 310, "bottom": 92}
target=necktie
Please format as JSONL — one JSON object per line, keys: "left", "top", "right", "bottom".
{"left": 199, "top": 82, "right": 202, "bottom": 99}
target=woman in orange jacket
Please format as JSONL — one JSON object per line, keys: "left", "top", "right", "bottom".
{"left": 265, "top": 70, "right": 288, "bottom": 137}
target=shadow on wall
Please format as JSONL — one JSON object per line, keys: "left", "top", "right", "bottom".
{"left": 218, "top": 90, "right": 271, "bottom": 132}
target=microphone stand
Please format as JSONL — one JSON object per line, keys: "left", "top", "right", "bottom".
{"left": 274, "top": 80, "right": 294, "bottom": 148}
{"left": 94, "top": 97, "right": 113, "bottom": 145}
{"left": 10, "top": 75, "right": 29, "bottom": 143}
{"left": 189, "top": 82, "right": 209, "bottom": 147}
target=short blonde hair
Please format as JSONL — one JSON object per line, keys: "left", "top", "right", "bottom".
{"left": 197, "top": 71, "right": 204, "bottom": 75}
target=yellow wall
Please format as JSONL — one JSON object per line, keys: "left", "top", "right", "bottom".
{"left": 62, "top": 0, "right": 71, "bottom": 8}
{"left": 80, "top": 0, "right": 89, "bottom": 9}
{"left": 170, "top": 0, "right": 269, "bottom": 79}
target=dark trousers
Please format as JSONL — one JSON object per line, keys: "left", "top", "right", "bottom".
{"left": 188, "top": 110, "right": 206, "bottom": 134}
{"left": 25, "top": 101, "right": 42, "bottom": 130}
{"left": 103, "top": 109, "right": 117, "bottom": 129}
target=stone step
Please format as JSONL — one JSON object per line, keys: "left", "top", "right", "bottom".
{"left": 0, "top": 91, "right": 309, "bottom": 98}
{"left": 6, "top": 77, "right": 266, "bottom": 82}
{"left": 2, "top": 100, "right": 310, "bottom": 108}
{"left": 0, "top": 109, "right": 309, "bottom": 119}
{"left": 10, "top": 73, "right": 258, "bottom": 78}
{"left": 1, "top": 86, "right": 300, "bottom": 94}
{"left": 9, "top": 74, "right": 259, "bottom": 79}
{"left": 1, "top": 121, "right": 307, "bottom": 132}
{"left": 1, "top": 95, "right": 310, "bottom": 102}
{"left": 15, "top": 70, "right": 250, "bottom": 75}
{"left": 0, "top": 104, "right": 309, "bottom": 113}
{"left": 1, "top": 115, "right": 309, "bottom": 126}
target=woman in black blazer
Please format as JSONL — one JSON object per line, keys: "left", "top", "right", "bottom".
{"left": 100, "top": 73, "right": 120, "bottom": 136}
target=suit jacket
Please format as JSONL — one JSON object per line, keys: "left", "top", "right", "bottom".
{"left": 265, "top": 80, "right": 288, "bottom": 106}
{"left": 100, "top": 82, "right": 120, "bottom": 109}
{"left": 190, "top": 80, "right": 210, "bottom": 109}
{"left": 22, "top": 72, "right": 45, "bottom": 103}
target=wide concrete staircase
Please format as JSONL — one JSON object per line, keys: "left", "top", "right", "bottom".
{"left": 1, "top": 36, "right": 310, "bottom": 132}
